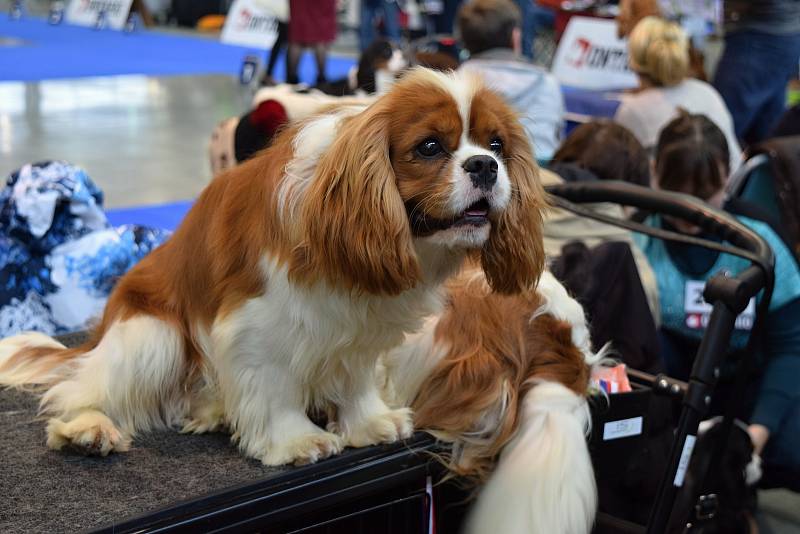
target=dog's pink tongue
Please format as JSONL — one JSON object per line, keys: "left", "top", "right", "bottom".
{"left": 466, "top": 208, "right": 488, "bottom": 216}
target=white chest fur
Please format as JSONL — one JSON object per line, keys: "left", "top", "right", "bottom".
{"left": 210, "top": 255, "right": 446, "bottom": 403}
{"left": 204, "top": 253, "right": 449, "bottom": 464}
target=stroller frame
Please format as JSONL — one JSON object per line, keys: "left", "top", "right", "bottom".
{"left": 546, "top": 181, "right": 775, "bottom": 534}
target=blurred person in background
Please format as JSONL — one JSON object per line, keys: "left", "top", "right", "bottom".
{"left": 713, "top": 1, "right": 800, "bottom": 147}
{"left": 360, "top": 0, "right": 402, "bottom": 51}
{"left": 513, "top": 0, "right": 555, "bottom": 61}
{"left": 260, "top": 0, "right": 290, "bottom": 86}
{"left": 549, "top": 121, "right": 651, "bottom": 187}
{"left": 431, "top": 0, "right": 463, "bottom": 34}
{"left": 637, "top": 112, "right": 800, "bottom": 490}
{"left": 457, "top": 0, "right": 564, "bottom": 159}
{"left": 286, "top": 0, "right": 337, "bottom": 85}
{"left": 545, "top": 120, "right": 660, "bottom": 322}
{"left": 616, "top": 0, "right": 708, "bottom": 81}
{"left": 615, "top": 16, "right": 741, "bottom": 172}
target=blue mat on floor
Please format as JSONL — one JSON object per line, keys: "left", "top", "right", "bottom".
{"left": 0, "top": 15, "right": 354, "bottom": 82}
{"left": 107, "top": 200, "right": 193, "bottom": 232}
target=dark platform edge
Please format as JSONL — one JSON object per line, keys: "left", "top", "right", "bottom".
{"left": 93, "top": 433, "right": 441, "bottom": 533}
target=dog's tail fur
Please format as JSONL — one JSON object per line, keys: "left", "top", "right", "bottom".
{"left": 0, "top": 332, "right": 82, "bottom": 389}
{"left": 465, "top": 380, "right": 597, "bottom": 534}
{"left": 1, "top": 316, "right": 189, "bottom": 456}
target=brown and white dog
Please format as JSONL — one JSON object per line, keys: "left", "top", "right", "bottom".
{"left": 0, "top": 68, "right": 546, "bottom": 466}
{"left": 382, "top": 267, "right": 603, "bottom": 534}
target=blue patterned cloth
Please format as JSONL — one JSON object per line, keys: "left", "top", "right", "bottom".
{"left": 0, "top": 161, "right": 170, "bottom": 336}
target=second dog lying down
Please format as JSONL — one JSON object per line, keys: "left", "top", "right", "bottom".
{"left": 382, "top": 266, "right": 603, "bottom": 534}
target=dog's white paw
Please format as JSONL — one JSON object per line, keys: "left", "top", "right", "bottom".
{"left": 181, "top": 416, "right": 225, "bottom": 435}
{"left": 181, "top": 402, "right": 226, "bottom": 434}
{"left": 46, "top": 410, "right": 130, "bottom": 456}
{"left": 261, "top": 431, "right": 344, "bottom": 466}
{"left": 337, "top": 407, "right": 413, "bottom": 448}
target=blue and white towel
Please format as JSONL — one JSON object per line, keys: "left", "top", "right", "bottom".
{"left": 0, "top": 161, "right": 170, "bottom": 336}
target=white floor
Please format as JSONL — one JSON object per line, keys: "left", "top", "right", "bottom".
{"left": 1, "top": 74, "right": 251, "bottom": 208}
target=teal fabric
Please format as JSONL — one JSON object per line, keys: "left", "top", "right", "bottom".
{"left": 634, "top": 215, "right": 800, "bottom": 349}
{"left": 635, "top": 215, "right": 800, "bottom": 434}
{"left": 753, "top": 298, "right": 800, "bottom": 434}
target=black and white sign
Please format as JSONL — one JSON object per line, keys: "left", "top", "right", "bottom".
{"left": 684, "top": 279, "right": 756, "bottom": 330}
{"left": 603, "top": 417, "right": 643, "bottom": 441}
{"left": 552, "top": 16, "right": 638, "bottom": 90}
{"left": 65, "top": 0, "right": 133, "bottom": 30}
{"left": 221, "top": 0, "right": 281, "bottom": 49}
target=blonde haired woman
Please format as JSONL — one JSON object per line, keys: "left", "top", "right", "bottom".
{"left": 614, "top": 17, "right": 741, "bottom": 172}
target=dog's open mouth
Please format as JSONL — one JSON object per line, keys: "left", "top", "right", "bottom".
{"left": 407, "top": 199, "right": 491, "bottom": 236}
{"left": 455, "top": 199, "right": 490, "bottom": 226}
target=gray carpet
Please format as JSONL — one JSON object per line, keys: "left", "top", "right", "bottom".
{"left": 0, "top": 388, "right": 285, "bottom": 534}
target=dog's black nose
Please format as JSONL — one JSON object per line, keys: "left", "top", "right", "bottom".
{"left": 462, "top": 155, "right": 498, "bottom": 191}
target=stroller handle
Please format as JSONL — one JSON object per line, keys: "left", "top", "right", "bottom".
{"left": 545, "top": 181, "right": 774, "bottom": 267}
{"left": 546, "top": 180, "right": 776, "bottom": 533}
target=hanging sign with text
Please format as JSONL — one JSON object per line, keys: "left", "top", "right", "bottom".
{"left": 65, "top": 0, "right": 133, "bottom": 30}
{"left": 221, "top": 0, "right": 281, "bottom": 49}
{"left": 552, "top": 16, "right": 639, "bottom": 90}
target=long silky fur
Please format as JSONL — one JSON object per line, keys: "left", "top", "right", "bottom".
{"left": 386, "top": 268, "right": 602, "bottom": 533}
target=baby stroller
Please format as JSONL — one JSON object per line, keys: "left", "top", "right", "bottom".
{"left": 545, "top": 181, "right": 775, "bottom": 534}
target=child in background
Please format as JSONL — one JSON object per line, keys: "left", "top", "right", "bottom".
{"left": 636, "top": 112, "right": 800, "bottom": 490}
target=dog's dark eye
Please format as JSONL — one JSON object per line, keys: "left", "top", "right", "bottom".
{"left": 416, "top": 138, "right": 443, "bottom": 158}
{"left": 489, "top": 137, "right": 503, "bottom": 154}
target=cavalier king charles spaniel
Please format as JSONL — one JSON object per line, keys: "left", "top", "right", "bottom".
{"left": 381, "top": 266, "right": 604, "bottom": 534}
{"left": 0, "top": 68, "right": 546, "bottom": 466}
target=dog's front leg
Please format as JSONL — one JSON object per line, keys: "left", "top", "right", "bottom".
{"left": 332, "top": 361, "right": 413, "bottom": 448}
{"left": 227, "top": 359, "right": 345, "bottom": 465}
{"left": 213, "top": 318, "right": 343, "bottom": 466}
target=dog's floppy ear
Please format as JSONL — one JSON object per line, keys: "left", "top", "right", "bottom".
{"left": 481, "top": 125, "right": 548, "bottom": 295}
{"left": 291, "top": 103, "right": 420, "bottom": 295}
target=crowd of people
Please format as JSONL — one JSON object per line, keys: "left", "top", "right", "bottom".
{"left": 249, "top": 0, "right": 800, "bottom": 511}
{"left": 259, "top": 0, "right": 474, "bottom": 86}
{"left": 256, "top": 0, "right": 555, "bottom": 86}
